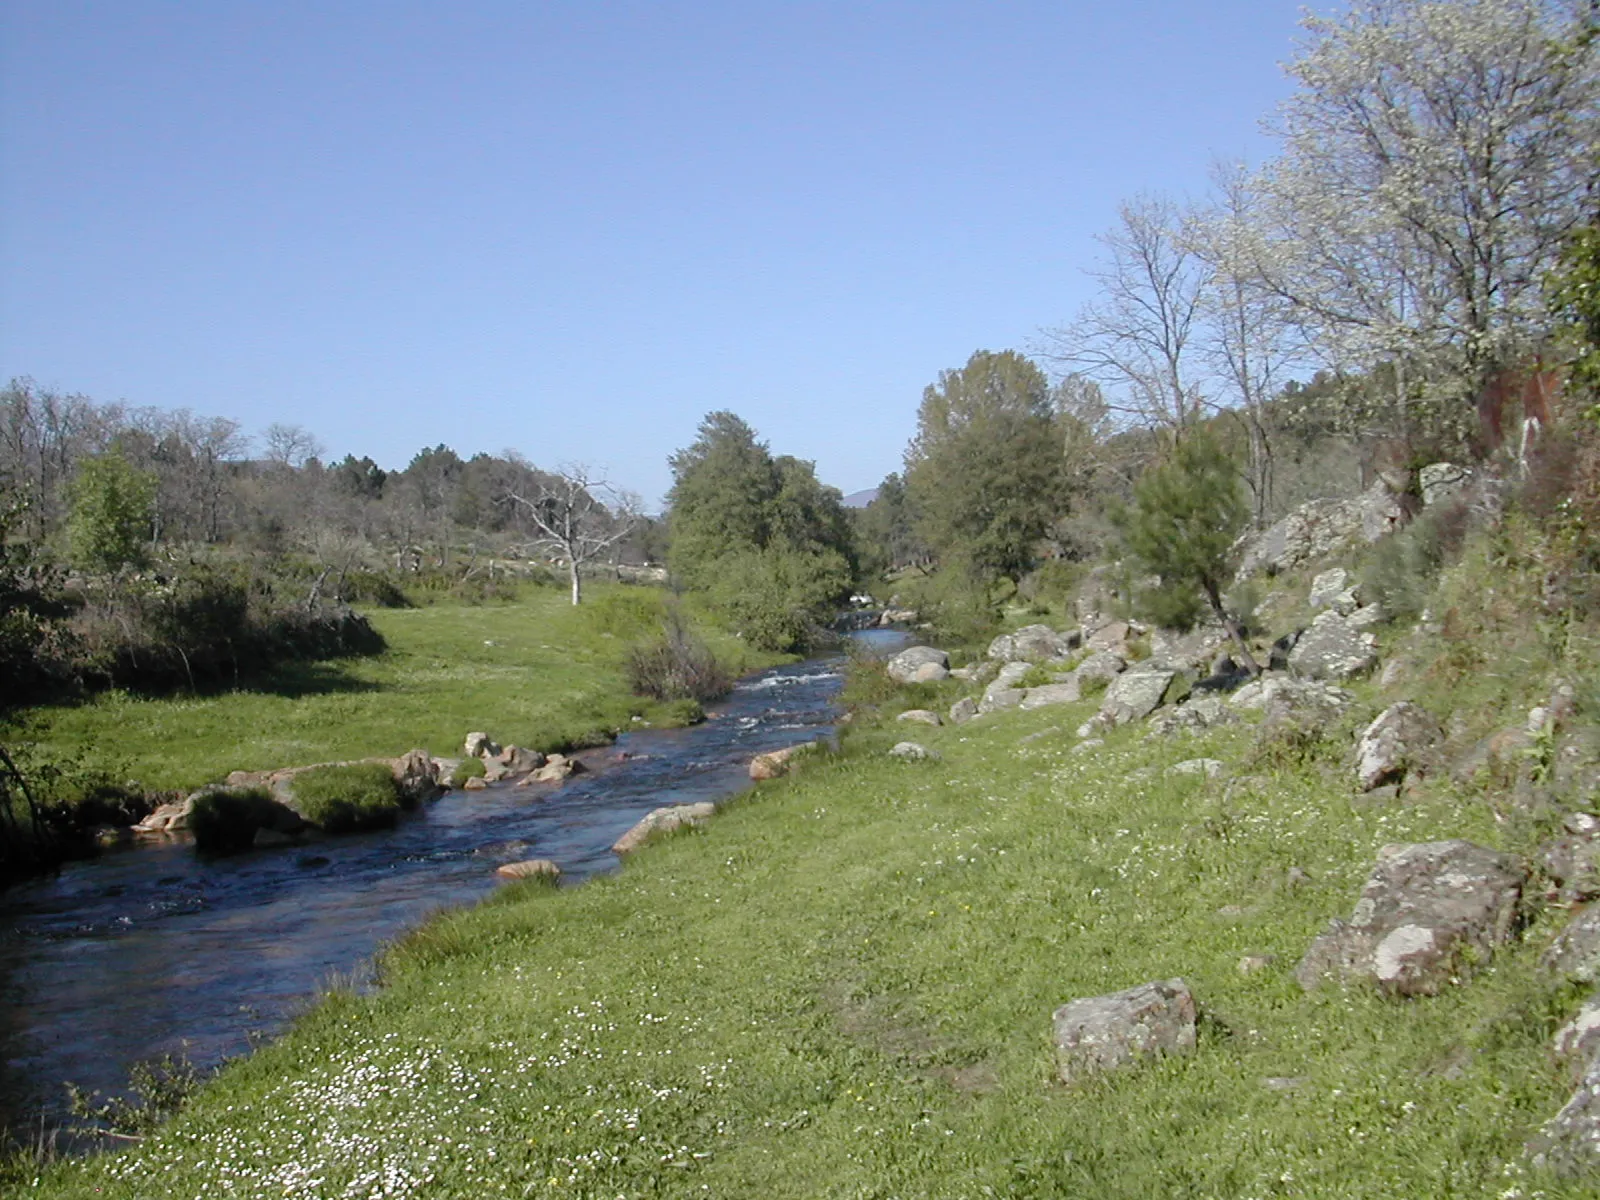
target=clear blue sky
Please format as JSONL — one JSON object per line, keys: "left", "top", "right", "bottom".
{"left": 2, "top": 1, "right": 1310, "bottom": 507}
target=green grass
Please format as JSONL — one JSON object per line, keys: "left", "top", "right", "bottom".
{"left": 288, "top": 763, "right": 406, "bottom": 832}
{"left": 22, "top": 692, "right": 1594, "bottom": 1198}
{"left": 1, "top": 583, "right": 780, "bottom": 793}
{"left": 187, "top": 786, "right": 280, "bottom": 854}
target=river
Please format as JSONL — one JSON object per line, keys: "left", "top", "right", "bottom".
{"left": 0, "top": 629, "right": 908, "bottom": 1136}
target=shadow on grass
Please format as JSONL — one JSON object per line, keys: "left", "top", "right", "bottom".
{"left": 244, "top": 662, "right": 385, "bottom": 700}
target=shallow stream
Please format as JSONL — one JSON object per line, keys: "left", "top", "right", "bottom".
{"left": 0, "top": 629, "right": 908, "bottom": 1134}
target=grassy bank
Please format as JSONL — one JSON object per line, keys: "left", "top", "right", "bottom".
{"left": 17, "top": 687, "right": 1590, "bottom": 1197}
{"left": 1, "top": 583, "right": 779, "bottom": 794}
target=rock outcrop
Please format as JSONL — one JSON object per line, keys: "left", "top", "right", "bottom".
{"left": 1098, "top": 667, "right": 1179, "bottom": 727}
{"left": 1288, "top": 611, "right": 1380, "bottom": 680}
{"left": 1296, "top": 840, "right": 1524, "bottom": 996}
{"left": 987, "top": 625, "right": 1077, "bottom": 663}
{"left": 1051, "top": 978, "right": 1197, "bottom": 1084}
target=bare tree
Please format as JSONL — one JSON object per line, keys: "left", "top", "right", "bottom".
{"left": 1187, "top": 162, "right": 1301, "bottom": 527}
{"left": 1040, "top": 195, "right": 1210, "bottom": 437}
{"left": 504, "top": 464, "right": 641, "bottom": 605}
{"left": 261, "top": 423, "right": 324, "bottom": 469}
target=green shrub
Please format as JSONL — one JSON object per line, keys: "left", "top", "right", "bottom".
{"left": 655, "top": 698, "right": 706, "bottom": 727}
{"left": 707, "top": 547, "right": 852, "bottom": 652}
{"left": 1359, "top": 499, "right": 1472, "bottom": 622}
{"left": 625, "top": 610, "right": 731, "bottom": 702}
{"left": 289, "top": 764, "right": 404, "bottom": 833}
{"left": 188, "top": 787, "right": 281, "bottom": 854}
{"left": 587, "top": 589, "right": 667, "bottom": 639}
{"left": 449, "top": 757, "right": 486, "bottom": 789}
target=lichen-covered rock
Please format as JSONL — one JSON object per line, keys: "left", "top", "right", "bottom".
{"left": 896, "top": 708, "right": 942, "bottom": 726}
{"left": 1146, "top": 695, "right": 1236, "bottom": 738}
{"left": 749, "top": 743, "right": 809, "bottom": 781}
{"left": 1553, "top": 993, "right": 1600, "bottom": 1078}
{"left": 908, "top": 661, "right": 950, "bottom": 683}
{"left": 1085, "top": 621, "right": 1132, "bottom": 654}
{"left": 1288, "top": 611, "right": 1380, "bottom": 680}
{"left": 889, "top": 741, "right": 937, "bottom": 762}
{"left": 1098, "top": 667, "right": 1178, "bottom": 727}
{"left": 611, "top": 802, "right": 717, "bottom": 855}
{"left": 464, "top": 732, "right": 500, "bottom": 759}
{"left": 1544, "top": 905, "right": 1600, "bottom": 983}
{"left": 1073, "top": 650, "right": 1126, "bottom": 688}
{"left": 1051, "top": 979, "right": 1197, "bottom": 1084}
{"left": 987, "top": 624, "right": 1078, "bottom": 662}
{"left": 886, "top": 645, "right": 950, "bottom": 684}
{"left": 1148, "top": 623, "right": 1229, "bottom": 672}
{"left": 948, "top": 697, "right": 979, "bottom": 725}
{"left": 1296, "top": 840, "right": 1524, "bottom": 996}
{"left": 1528, "top": 1054, "right": 1600, "bottom": 1174}
{"left": 1308, "top": 567, "right": 1353, "bottom": 610}
{"left": 1020, "top": 681, "right": 1081, "bottom": 710}
{"left": 1355, "top": 702, "right": 1444, "bottom": 792}
{"left": 1420, "top": 462, "right": 1473, "bottom": 508}
{"left": 1167, "top": 758, "right": 1225, "bottom": 779}
{"left": 1541, "top": 814, "right": 1600, "bottom": 903}
{"left": 978, "top": 685, "right": 1025, "bottom": 714}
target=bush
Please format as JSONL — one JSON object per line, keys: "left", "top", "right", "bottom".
{"left": 188, "top": 787, "right": 282, "bottom": 855}
{"left": 625, "top": 610, "right": 731, "bottom": 702}
{"left": 901, "top": 561, "right": 1000, "bottom": 648}
{"left": 707, "top": 547, "right": 852, "bottom": 653}
{"left": 1359, "top": 499, "right": 1473, "bottom": 622}
{"left": 289, "top": 764, "right": 405, "bottom": 833}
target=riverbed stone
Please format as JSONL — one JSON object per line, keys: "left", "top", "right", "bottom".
{"left": 496, "top": 858, "right": 562, "bottom": 881}
{"left": 1051, "top": 978, "right": 1197, "bottom": 1084}
{"left": 611, "top": 802, "right": 717, "bottom": 855}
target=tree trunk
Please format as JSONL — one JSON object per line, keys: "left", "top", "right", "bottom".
{"left": 1203, "top": 580, "right": 1260, "bottom": 677}
{"left": 569, "top": 560, "right": 582, "bottom": 606}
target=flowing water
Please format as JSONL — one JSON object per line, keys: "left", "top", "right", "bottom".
{"left": 0, "top": 629, "right": 908, "bottom": 1133}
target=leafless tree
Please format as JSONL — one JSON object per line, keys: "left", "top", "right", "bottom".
{"left": 1040, "top": 195, "right": 1210, "bottom": 437}
{"left": 262, "top": 422, "right": 324, "bottom": 469}
{"left": 504, "top": 464, "right": 641, "bottom": 605}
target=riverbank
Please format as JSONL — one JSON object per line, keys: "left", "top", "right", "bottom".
{"left": 16, "top": 679, "right": 1589, "bottom": 1198}
{"left": 0, "top": 584, "right": 787, "bottom": 864}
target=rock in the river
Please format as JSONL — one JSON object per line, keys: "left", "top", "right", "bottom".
{"left": 496, "top": 858, "right": 561, "bottom": 881}
{"left": 611, "top": 802, "right": 717, "bottom": 855}
{"left": 392, "top": 748, "right": 446, "bottom": 805}
{"left": 1296, "top": 840, "right": 1524, "bottom": 996}
{"left": 1355, "top": 702, "right": 1445, "bottom": 792}
{"left": 886, "top": 645, "right": 950, "bottom": 684}
{"left": 1051, "top": 979, "right": 1197, "bottom": 1084}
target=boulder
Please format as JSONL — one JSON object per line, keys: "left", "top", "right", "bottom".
{"left": 496, "top": 858, "right": 561, "bottom": 881}
{"left": 987, "top": 624, "right": 1077, "bottom": 663}
{"left": 1359, "top": 479, "right": 1408, "bottom": 542}
{"left": 749, "top": 743, "right": 809, "bottom": 780}
{"left": 133, "top": 797, "right": 195, "bottom": 835}
{"left": 1146, "top": 696, "right": 1235, "bottom": 738}
{"left": 523, "top": 754, "right": 584, "bottom": 784}
{"left": 889, "top": 741, "right": 937, "bottom": 762}
{"left": 1355, "top": 702, "right": 1445, "bottom": 792}
{"left": 392, "top": 748, "right": 445, "bottom": 804}
{"left": 1288, "top": 611, "right": 1380, "bottom": 680}
{"left": 880, "top": 607, "right": 919, "bottom": 625}
{"left": 1071, "top": 738, "right": 1104, "bottom": 756}
{"left": 1552, "top": 993, "right": 1600, "bottom": 1079}
{"left": 1085, "top": 621, "right": 1132, "bottom": 654}
{"left": 1020, "top": 681, "right": 1082, "bottom": 711}
{"left": 1296, "top": 840, "right": 1524, "bottom": 996}
{"left": 896, "top": 708, "right": 942, "bottom": 727}
{"left": 978, "top": 687, "right": 1025, "bottom": 715}
{"left": 463, "top": 732, "right": 500, "bottom": 759}
{"left": 1097, "top": 667, "right": 1178, "bottom": 727}
{"left": 1308, "top": 567, "right": 1353, "bottom": 610}
{"left": 947, "top": 697, "right": 979, "bottom": 725}
{"left": 909, "top": 661, "right": 950, "bottom": 684}
{"left": 1148, "top": 624, "right": 1229, "bottom": 672}
{"left": 494, "top": 745, "right": 546, "bottom": 775}
{"left": 463, "top": 776, "right": 489, "bottom": 791}
{"left": 611, "top": 802, "right": 717, "bottom": 855}
{"left": 886, "top": 645, "right": 950, "bottom": 684}
{"left": 1542, "top": 814, "right": 1600, "bottom": 903}
{"left": 1529, "top": 1047, "right": 1600, "bottom": 1174}
{"left": 1235, "top": 496, "right": 1363, "bottom": 579}
{"left": 1073, "top": 650, "right": 1126, "bottom": 689}
{"left": 1543, "top": 905, "right": 1600, "bottom": 983}
{"left": 1051, "top": 979, "right": 1197, "bottom": 1084}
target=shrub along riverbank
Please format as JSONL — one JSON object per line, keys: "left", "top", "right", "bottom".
{"left": 14, "top": 667, "right": 1593, "bottom": 1197}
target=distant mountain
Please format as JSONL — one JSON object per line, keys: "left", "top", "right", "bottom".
{"left": 841, "top": 488, "right": 879, "bottom": 509}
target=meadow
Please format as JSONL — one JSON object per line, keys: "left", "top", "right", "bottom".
{"left": 1, "top": 584, "right": 774, "bottom": 794}
{"left": 15, "top": 681, "right": 1590, "bottom": 1198}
